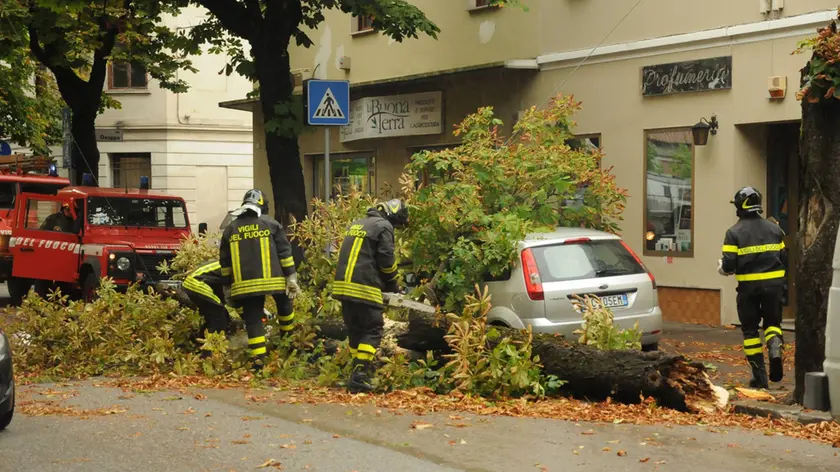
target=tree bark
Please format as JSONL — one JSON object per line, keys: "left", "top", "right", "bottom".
{"left": 794, "top": 69, "right": 840, "bottom": 403}
{"left": 70, "top": 106, "right": 101, "bottom": 183}
{"left": 314, "top": 311, "right": 715, "bottom": 412}
{"left": 251, "top": 13, "right": 308, "bottom": 228}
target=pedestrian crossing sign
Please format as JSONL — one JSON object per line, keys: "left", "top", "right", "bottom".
{"left": 305, "top": 79, "right": 350, "bottom": 126}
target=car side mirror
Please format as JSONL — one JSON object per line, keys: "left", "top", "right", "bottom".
{"left": 198, "top": 222, "right": 208, "bottom": 235}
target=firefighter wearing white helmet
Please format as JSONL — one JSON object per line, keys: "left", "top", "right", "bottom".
{"left": 333, "top": 199, "right": 408, "bottom": 393}
{"left": 219, "top": 189, "right": 300, "bottom": 369}
{"left": 718, "top": 186, "right": 786, "bottom": 389}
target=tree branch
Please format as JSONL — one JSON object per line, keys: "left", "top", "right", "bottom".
{"left": 28, "top": 25, "right": 86, "bottom": 108}
{"left": 87, "top": 12, "right": 119, "bottom": 98}
{"left": 196, "top": 0, "right": 254, "bottom": 39}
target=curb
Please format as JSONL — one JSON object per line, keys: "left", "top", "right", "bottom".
{"left": 731, "top": 400, "right": 835, "bottom": 425}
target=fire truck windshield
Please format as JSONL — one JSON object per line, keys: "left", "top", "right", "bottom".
{"left": 86, "top": 197, "right": 188, "bottom": 228}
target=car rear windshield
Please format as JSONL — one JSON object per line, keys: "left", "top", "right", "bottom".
{"left": 531, "top": 239, "right": 645, "bottom": 283}
{"left": 87, "top": 197, "right": 188, "bottom": 228}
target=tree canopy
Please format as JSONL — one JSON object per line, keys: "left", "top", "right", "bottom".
{"left": 0, "top": 0, "right": 199, "bottom": 180}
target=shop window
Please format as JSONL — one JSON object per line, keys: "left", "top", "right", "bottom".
{"left": 111, "top": 153, "right": 152, "bottom": 189}
{"left": 313, "top": 154, "right": 374, "bottom": 200}
{"left": 644, "top": 129, "right": 694, "bottom": 257}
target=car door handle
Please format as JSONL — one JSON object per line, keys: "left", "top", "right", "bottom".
{"left": 20, "top": 247, "right": 34, "bottom": 252}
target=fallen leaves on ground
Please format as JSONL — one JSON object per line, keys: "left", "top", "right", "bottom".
{"left": 19, "top": 399, "right": 127, "bottom": 419}
{"left": 411, "top": 420, "right": 434, "bottom": 430}
{"left": 256, "top": 459, "right": 283, "bottom": 469}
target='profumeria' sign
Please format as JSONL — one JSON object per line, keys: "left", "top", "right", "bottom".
{"left": 642, "top": 56, "right": 732, "bottom": 96}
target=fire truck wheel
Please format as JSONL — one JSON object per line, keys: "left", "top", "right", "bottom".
{"left": 6, "top": 278, "right": 32, "bottom": 307}
{"left": 81, "top": 272, "right": 100, "bottom": 303}
{"left": 33, "top": 280, "right": 52, "bottom": 298}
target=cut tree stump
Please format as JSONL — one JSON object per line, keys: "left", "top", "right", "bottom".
{"left": 314, "top": 310, "right": 718, "bottom": 412}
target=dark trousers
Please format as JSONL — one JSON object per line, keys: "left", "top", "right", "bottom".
{"left": 341, "top": 301, "right": 384, "bottom": 362}
{"left": 737, "top": 286, "right": 784, "bottom": 357}
{"left": 239, "top": 296, "right": 268, "bottom": 358}
{"left": 195, "top": 299, "right": 231, "bottom": 335}
{"left": 272, "top": 294, "right": 296, "bottom": 332}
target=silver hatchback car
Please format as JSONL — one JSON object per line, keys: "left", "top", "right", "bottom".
{"left": 482, "top": 227, "right": 662, "bottom": 350}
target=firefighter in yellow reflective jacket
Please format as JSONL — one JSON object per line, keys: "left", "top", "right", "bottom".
{"left": 333, "top": 199, "right": 408, "bottom": 393}
{"left": 219, "top": 189, "right": 300, "bottom": 369}
{"left": 182, "top": 260, "right": 232, "bottom": 356}
{"left": 718, "top": 187, "right": 787, "bottom": 389}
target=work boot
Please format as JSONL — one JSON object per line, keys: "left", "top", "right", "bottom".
{"left": 747, "top": 354, "right": 769, "bottom": 389}
{"left": 767, "top": 336, "right": 784, "bottom": 382}
{"left": 346, "top": 359, "right": 374, "bottom": 394}
{"left": 251, "top": 354, "right": 267, "bottom": 373}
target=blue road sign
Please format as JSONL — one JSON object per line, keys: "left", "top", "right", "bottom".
{"left": 306, "top": 80, "right": 350, "bottom": 126}
{"left": 0, "top": 141, "right": 11, "bottom": 156}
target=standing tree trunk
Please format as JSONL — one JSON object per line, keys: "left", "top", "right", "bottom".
{"left": 69, "top": 105, "right": 101, "bottom": 184}
{"left": 794, "top": 70, "right": 840, "bottom": 403}
{"left": 252, "top": 26, "right": 308, "bottom": 227}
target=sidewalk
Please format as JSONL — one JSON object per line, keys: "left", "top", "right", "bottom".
{"left": 660, "top": 322, "right": 796, "bottom": 392}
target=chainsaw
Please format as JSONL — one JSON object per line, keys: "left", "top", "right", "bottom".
{"left": 382, "top": 292, "right": 437, "bottom": 314}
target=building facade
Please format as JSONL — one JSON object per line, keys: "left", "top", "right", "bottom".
{"left": 222, "top": 0, "right": 836, "bottom": 326}
{"left": 11, "top": 6, "right": 256, "bottom": 233}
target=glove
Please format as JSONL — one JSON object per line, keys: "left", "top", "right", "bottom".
{"left": 286, "top": 273, "right": 300, "bottom": 300}
{"left": 717, "top": 259, "right": 731, "bottom": 277}
{"left": 384, "top": 280, "right": 400, "bottom": 294}
{"left": 223, "top": 285, "right": 236, "bottom": 307}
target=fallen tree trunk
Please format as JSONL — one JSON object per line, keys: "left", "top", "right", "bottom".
{"left": 314, "top": 310, "right": 718, "bottom": 412}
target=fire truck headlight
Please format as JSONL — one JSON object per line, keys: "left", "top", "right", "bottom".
{"left": 116, "top": 257, "right": 131, "bottom": 271}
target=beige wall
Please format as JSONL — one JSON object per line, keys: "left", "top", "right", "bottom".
{"left": 540, "top": 0, "right": 837, "bottom": 54}
{"left": 520, "top": 34, "right": 809, "bottom": 324}
{"left": 288, "top": 1, "right": 539, "bottom": 83}
{"left": 246, "top": 2, "right": 831, "bottom": 324}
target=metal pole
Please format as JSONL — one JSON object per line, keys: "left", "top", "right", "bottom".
{"left": 324, "top": 127, "right": 331, "bottom": 255}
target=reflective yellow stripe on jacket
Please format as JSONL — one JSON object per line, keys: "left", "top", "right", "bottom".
{"left": 231, "top": 277, "right": 287, "bottom": 297}
{"left": 231, "top": 241, "right": 243, "bottom": 283}
{"left": 722, "top": 242, "right": 785, "bottom": 256}
{"left": 735, "top": 270, "right": 786, "bottom": 282}
{"left": 183, "top": 262, "right": 222, "bottom": 305}
{"left": 332, "top": 280, "right": 383, "bottom": 304}
{"left": 280, "top": 256, "right": 295, "bottom": 268}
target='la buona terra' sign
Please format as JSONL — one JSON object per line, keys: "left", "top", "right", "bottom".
{"left": 642, "top": 56, "right": 732, "bottom": 96}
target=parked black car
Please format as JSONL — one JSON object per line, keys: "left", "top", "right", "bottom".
{"left": 0, "top": 325, "right": 14, "bottom": 430}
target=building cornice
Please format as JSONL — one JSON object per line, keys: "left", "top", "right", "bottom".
{"left": 537, "top": 9, "right": 835, "bottom": 69}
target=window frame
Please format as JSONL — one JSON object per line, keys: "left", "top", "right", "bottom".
{"left": 642, "top": 127, "right": 696, "bottom": 258}
{"left": 110, "top": 153, "right": 152, "bottom": 189}
{"left": 351, "top": 15, "right": 376, "bottom": 36}
{"left": 107, "top": 61, "right": 149, "bottom": 90}
{"left": 468, "top": 0, "right": 500, "bottom": 12}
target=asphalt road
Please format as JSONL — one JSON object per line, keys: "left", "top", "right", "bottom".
{"left": 1, "top": 381, "right": 837, "bottom": 472}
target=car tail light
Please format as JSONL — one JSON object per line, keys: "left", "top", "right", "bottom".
{"left": 562, "top": 237, "right": 591, "bottom": 245}
{"left": 620, "top": 240, "right": 656, "bottom": 289}
{"left": 521, "top": 248, "right": 544, "bottom": 301}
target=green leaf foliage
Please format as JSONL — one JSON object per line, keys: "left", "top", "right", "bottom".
{"left": 400, "top": 94, "right": 628, "bottom": 310}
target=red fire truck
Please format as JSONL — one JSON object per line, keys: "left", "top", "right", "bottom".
{"left": 0, "top": 156, "right": 71, "bottom": 298}
{"left": 6, "top": 180, "right": 192, "bottom": 304}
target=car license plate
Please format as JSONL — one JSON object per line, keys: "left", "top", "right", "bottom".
{"left": 599, "top": 294, "right": 628, "bottom": 308}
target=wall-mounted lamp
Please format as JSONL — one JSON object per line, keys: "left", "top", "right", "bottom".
{"left": 692, "top": 115, "right": 719, "bottom": 146}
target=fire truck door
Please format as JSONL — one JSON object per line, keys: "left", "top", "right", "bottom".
{"left": 10, "top": 194, "right": 80, "bottom": 283}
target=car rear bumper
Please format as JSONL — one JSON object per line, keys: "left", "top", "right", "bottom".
{"left": 523, "top": 306, "right": 663, "bottom": 346}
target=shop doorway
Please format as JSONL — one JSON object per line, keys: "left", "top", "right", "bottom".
{"left": 765, "top": 122, "right": 799, "bottom": 320}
